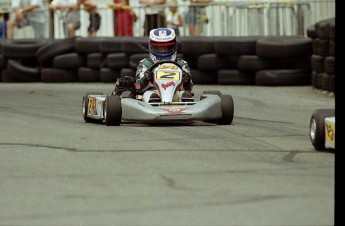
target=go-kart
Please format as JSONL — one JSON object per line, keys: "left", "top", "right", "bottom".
{"left": 82, "top": 60, "right": 234, "bottom": 126}
{"left": 309, "top": 108, "right": 335, "bottom": 151}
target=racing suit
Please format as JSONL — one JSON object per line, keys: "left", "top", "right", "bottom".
{"left": 136, "top": 57, "right": 193, "bottom": 93}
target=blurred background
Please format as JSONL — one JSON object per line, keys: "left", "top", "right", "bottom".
{"left": 0, "top": 0, "right": 336, "bottom": 39}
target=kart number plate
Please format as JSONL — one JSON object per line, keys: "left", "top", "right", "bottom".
{"left": 156, "top": 71, "right": 180, "bottom": 80}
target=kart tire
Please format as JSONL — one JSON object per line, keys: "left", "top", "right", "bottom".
{"left": 309, "top": 109, "right": 335, "bottom": 151}
{"left": 104, "top": 95, "right": 122, "bottom": 126}
{"left": 82, "top": 92, "right": 104, "bottom": 123}
{"left": 218, "top": 95, "right": 234, "bottom": 125}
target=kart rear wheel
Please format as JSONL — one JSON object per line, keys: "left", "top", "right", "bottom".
{"left": 82, "top": 92, "right": 104, "bottom": 123}
{"left": 218, "top": 95, "right": 234, "bottom": 125}
{"left": 104, "top": 95, "right": 122, "bottom": 126}
{"left": 310, "top": 109, "right": 334, "bottom": 151}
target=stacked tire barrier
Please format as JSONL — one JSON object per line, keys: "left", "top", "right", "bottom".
{"left": 307, "top": 17, "right": 335, "bottom": 95}
{"left": 1, "top": 35, "right": 314, "bottom": 86}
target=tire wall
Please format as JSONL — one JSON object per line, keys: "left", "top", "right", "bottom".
{"left": 0, "top": 20, "right": 333, "bottom": 86}
{"left": 307, "top": 18, "right": 335, "bottom": 94}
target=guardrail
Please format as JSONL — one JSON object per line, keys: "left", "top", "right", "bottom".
{"left": 0, "top": 0, "right": 335, "bottom": 39}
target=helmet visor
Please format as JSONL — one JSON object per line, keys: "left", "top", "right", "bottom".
{"left": 150, "top": 40, "right": 176, "bottom": 56}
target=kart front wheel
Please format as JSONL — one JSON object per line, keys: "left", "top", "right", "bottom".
{"left": 218, "top": 94, "right": 234, "bottom": 125}
{"left": 104, "top": 95, "right": 122, "bottom": 126}
{"left": 82, "top": 92, "right": 104, "bottom": 123}
{"left": 310, "top": 109, "right": 334, "bottom": 151}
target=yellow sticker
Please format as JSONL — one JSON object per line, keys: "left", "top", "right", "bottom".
{"left": 158, "top": 65, "right": 179, "bottom": 70}
{"left": 156, "top": 71, "right": 180, "bottom": 80}
{"left": 326, "top": 121, "right": 335, "bottom": 144}
{"left": 87, "top": 97, "right": 95, "bottom": 116}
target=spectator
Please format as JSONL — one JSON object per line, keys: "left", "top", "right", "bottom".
{"left": 49, "top": 0, "right": 80, "bottom": 37}
{"left": 6, "top": 0, "right": 46, "bottom": 39}
{"left": 108, "top": 0, "right": 137, "bottom": 36}
{"left": 0, "top": 13, "right": 7, "bottom": 39}
{"left": 183, "top": 0, "right": 213, "bottom": 36}
{"left": 77, "top": 0, "right": 101, "bottom": 37}
{"left": 165, "top": 0, "right": 183, "bottom": 36}
{"left": 140, "top": 0, "right": 166, "bottom": 36}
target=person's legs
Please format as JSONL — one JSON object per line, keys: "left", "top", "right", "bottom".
{"left": 67, "top": 22, "right": 75, "bottom": 37}
{"left": 31, "top": 21, "right": 45, "bottom": 39}
{"left": 67, "top": 21, "right": 80, "bottom": 37}
{"left": 188, "top": 24, "right": 196, "bottom": 36}
{"left": 6, "top": 20, "right": 16, "bottom": 39}
{"left": 6, "top": 12, "right": 17, "bottom": 39}
{"left": 88, "top": 11, "right": 100, "bottom": 37}
{"left": 194, "top": 24, "right": 201, "bottom": 36}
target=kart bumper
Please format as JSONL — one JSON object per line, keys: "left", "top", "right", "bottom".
{"left": 121, "top": 95, "right": 222, "bottom": 122}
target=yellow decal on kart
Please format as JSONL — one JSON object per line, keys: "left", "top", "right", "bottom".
{"left": 326, "top": 121, "right": 335, "bottom": 144}
{"left": 156, "top": 71, "right": 180, "bottom": 80}
{"left": 158, "top": 65, "right": 179, "bottom": 70}
{"left": 88, "top": 97, "right": 95, "bottom": 116}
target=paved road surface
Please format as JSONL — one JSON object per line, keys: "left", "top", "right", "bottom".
{"left": 0, "top": 83, "right": 335, "bottom": 225}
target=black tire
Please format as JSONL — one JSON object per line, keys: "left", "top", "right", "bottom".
{"left": 87, "top": 53, "right": 107, "bottom": 69}
{"left": 75, "top": 37, "right": 103, "bottom": 54}
{"left": 121, "top": 37, "right": 148, "bottom": 54}
{"left": 218, "top": 95, "right": 234, "bottom": 125}
{"left": 7, "top": 59, "right": 41, "bottom": 82}
{"left": 104, "top": 95, "right": 122, "bottom": 126}
{"left": 1, "top": 70, "right": 20, "bottom": 83}
{"left": 129, "top": 53, "right": 148, "bottom": 69}
{"left": 309, "top": 109, "right": 335, "bottom": 151}
{"left": 190, "top": 69, "right": 217, "bottom": 85}
{"left": 41, "top": 68, "right": 77, "bottom": 83}
{"left": 1, "top": 40, "right": 48, "bottom": 58}
{"left": 0, "top": 54, "right": 7, "bottom": 69}
{"left": 99, "top": 37, "right": 124, "bottom": 54}
{"left": 37, "top": 37, "right": 76, "bottom": 65}
{"left": 82, "top": 92, "right": 104, "bottom": 123}
{"left": 217, "top": 70, "right": 255, "bottom": 85}
{"left": 214, "top": 36, "right": 259, "bottom": 56}
{"left": 121, "top": 68, "right": 135, "bottom": 77}
{"left": 197, "top": 54, "right": 229, "bottom": 71}
{"left": 100, "top": 68, "right": 121, "bottom": 83}
{"left": 107, "top": 53, "right": 129, "bottom": 69}
{"left": 256, "top": 36, "right": 312, "bottom": 59}
{"left": 53, "top": 53, "right": 86, "bottom": 69}
{"left": 78, "top": 67, "right": 100, "bottom": 82}
{"left": 180, "top": 37, "right": 215, "bottom": 54}
{"left": 255, "top": 69, "right": 311, "bottom": 86}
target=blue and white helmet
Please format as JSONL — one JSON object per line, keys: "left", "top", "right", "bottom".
{"left": 149, "top": 28, "right": 177, "bottom": 63}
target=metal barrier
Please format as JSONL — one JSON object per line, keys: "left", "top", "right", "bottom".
{"left": 0, "top": 0, "right": 335, "bottom": 39}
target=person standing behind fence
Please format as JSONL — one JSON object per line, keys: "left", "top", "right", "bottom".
{"left": 49, "top": 0, "right": 80, "bottom": 37}
{"left": 140, "top": 0, "right": 166, "bottom": 36}
{"left": 7, "top": 0, "right": 46, "bottom": 39}
{"left": 0, "top": 13, "right": 7, "bottom": 39}
{"left": 108, "top": 0, "right": 137, "bottom": 37}
{"left": 77, "top": 0, "right": 101, "bottom": 37}
{"left": 183, "top": 0, "right": 213, "bottom": 36}
{"left": 165, "top": 0, "right": 183, "bottom": 36}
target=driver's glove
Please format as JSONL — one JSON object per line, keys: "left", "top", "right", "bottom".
{"left": 182, "top": 71, "right": 191, "bottom": 83}
{"left": 144, "top": 70, "right": 154, "bottom": 82}
{"left": 182, "top": 71, "right": 193, "bottom": 91}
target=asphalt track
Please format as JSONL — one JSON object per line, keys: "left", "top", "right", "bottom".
{"left": 0, "top": 83, "right": 335, "bottom": 225}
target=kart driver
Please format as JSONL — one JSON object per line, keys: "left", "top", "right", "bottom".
{"left": 136, "top": 27, "right": 194, "bottom": 103}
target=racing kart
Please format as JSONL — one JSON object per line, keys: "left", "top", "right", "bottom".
{"left": 309, "top": 108, "right": 335, "bottom": 151}
{"left": 82, "top": 60, "right": 234, "bottom": 126}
